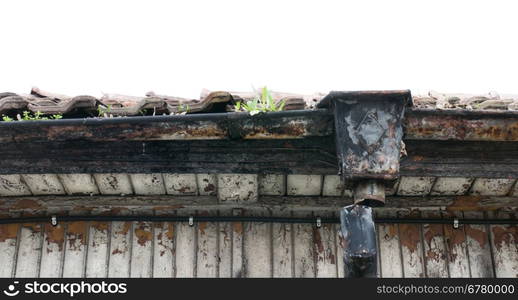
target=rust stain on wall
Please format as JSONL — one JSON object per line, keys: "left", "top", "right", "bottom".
{"left": 112, "top": 248, "right": 124, "bottom": 255}
{"left": 44, "top": 223, "right": 64, "bottom": 252}
{"left": 491, "top": 226, "right": 518, "bottom": 251}
{"left": 155, "top": 223, "right": 175, "bottom": 257}
{"left": 384, "top": 224, "right": 398, "bottom": 238}
{"left": 66, "top": 221, "right": 87, "bottom": 250}
{"left": 399, "top": 224, "right": 421, "bottom": 253}
{"left": 313, "top": 229, "right": 324, "bottom": 254}
{"left": 116, "top": 222, "right": 132, "bottom": 235}
{"left": 22, "top": 223, "right": 41, "bottom": 233}
{"left": 0, "top": 223, "right": 18, "bottom": 242}
{"left": 424, "top": 223, "right": 446, "bottom": 261}
{"left": 134, "top": 222, "right": 152, "bottom": 246}
{"left": 443, "top": 225, "right": 467, "bottom": 261}
{"left": 464, "top": 225, "right": 488, "bottom": 248}
{"left": 165, "top": 223, "right": 174, "bottom": 240}
{"left": 91, "top": 221, "right": 109, "bottom": 232}
{"left": 233, "top": 222, "right": 243, "bottom": 234}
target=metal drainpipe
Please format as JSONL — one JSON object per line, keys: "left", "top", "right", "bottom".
{"left": 317, "top": 90, "right": 412, "bottom": 278}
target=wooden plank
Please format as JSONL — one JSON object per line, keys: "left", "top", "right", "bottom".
{"left": 108, "top": 221, "right": 132, "bottom": 277}
{"left": 175, "top": 209, "right": 196, "bottom": 277}
{"left": 22, "top": 174, "right": 65, "bottom": 195}
{"left": 196, "top": 174, "right": 217, "bottom": 196}
{"left": 442, "top": 211, "right": 470, "bottom": 277}
{"left": 313, "top": 211, "right": 338, "bottom": 278}
{"left": 93, "top": 173, "right": 133, "bottom": 195}
{"left": 463, "top": 211, "right": 494, "bottom": 277}
{"left": 401, "top": 140, "right": 518, "bottom": 178}
{"left": 243, "top": 207, "right": 272, "bottom": 278}
{"left": 421, "top": 210, "right": 449, "bottom": 278}
{"left": 0, "top": 137, "right": 337, "bottom": 175}
{"left": 39, "top": 223, "right": 65, "bottom": 278}
{"left": 272, "top": 209, "right": 293, "bottom": 278}
{"left": 58, "top": 174, "right": 99, "bottom": 195}
{"left": 15, "top": 224, "right": 42, "bottom": 277}
{"left": 163, "top": 174, "right": 198, "bottom": 196}
{"left": 336, "top": 213, "right": 345, "bottom": 278}
{"left": 62, "top": 221, "right": 88, "bottom": 277}
{"left": 152, "top": 210, "right": 176, "bottom": 278}
{"left": 376, "top": 209, "right": 403, "bottom": 278}
{"left": 129, "top": 174, "right": 166, "bottom": 195}
{"left": 231, "top": 209, "right": 244, "bottom": 278}
{"left": 0, "top": 223, "right": 19, "bottom": 277}
{"left": 398, "top": 210, "right": 425, "bottom": 277}
{"left": 489, "top": 210, "right": 518, "bottom": 277}
{"left": 0, "top": 174, "right": 31, "bottom": 196}
{"left": 218, "top": 209, "right": 232, "bottom": 278}
{"left": 4, "top": 194, "right": 518, "bottom": 219}
{"left": 130, "top": 221, "right": 153, "bottom": 278}
{"left": 217, "top": 174, "right": 258, "bottom": 203}
{"left": 196, "top": 210, "right": 219, "bottom": 278}
{"left": 85, "top": 222, "right": 109, "bottom": 278}
{"left": 293, "top": 211, "right": 315, "bottom": 278}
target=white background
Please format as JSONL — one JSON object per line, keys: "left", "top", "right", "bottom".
{"left": 1, "top": 0, "right": 517, "bottom": 98}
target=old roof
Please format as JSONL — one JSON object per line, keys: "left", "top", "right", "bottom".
{"left": 2, "top": 87, "right": 518, "bottom": 119}
{"left": 0, "top": 87, "right": 516, "bottom": 220}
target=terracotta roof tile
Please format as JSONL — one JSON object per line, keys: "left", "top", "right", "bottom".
{"left": 2, "top": 88, "right": 518, "bottom": 120}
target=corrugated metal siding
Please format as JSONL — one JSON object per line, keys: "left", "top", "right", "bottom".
{"left": 1, "top": 211, "right": 516, "bottom": 278}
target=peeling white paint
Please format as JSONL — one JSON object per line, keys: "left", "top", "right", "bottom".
{"left": 217, "top": 174, "right": 258, "bottom": 203}
{"left": 287, "top": 175, "right": 322, "bottom": 196}
{"left": 259, "top": 174, "right": 286, "bottom": 196}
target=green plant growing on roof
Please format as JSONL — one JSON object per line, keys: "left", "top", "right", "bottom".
{"left": 97, "top": 104, "right": 112, "bottom": 117}
{"left": 234, "top": 87, "right": 286, "bottom": 115}
{"left": 2, "top": 115, "right": 13, "bottom": 122}
{"left": 177, "top": 103, "right": 190, "bottom": 114}
{"left": 18, "top": 111, "right": 62, "bottom": 121}
{"left": 1, "top": 111, "right": 63, "bottom": 122}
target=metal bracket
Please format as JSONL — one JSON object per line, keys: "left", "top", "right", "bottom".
{"left": 453, "top": 218, "right": 459, "bottom": 229}
{"left": 50, "top": 215, "right": 58, "bottom": 226}
{"left": 188, "top": 216, "right": 194, "bottom": 226}
{"left": 316, "top": 217, "right": 322, "bottom": 228}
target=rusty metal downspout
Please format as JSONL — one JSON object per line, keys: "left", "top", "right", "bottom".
{"left": 317, "top": 90, "right": 412, "bottom": 277}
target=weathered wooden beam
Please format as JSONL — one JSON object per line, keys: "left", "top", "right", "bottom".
{"left": 0, "top": 137, "right": 338, "bottom": 174}
{"left": 1, "top": 195, "right": 517, "bottom": 218}
{"left": 0, "top": 138, "right": 516, "bottom": 178}
{"left": 401, "top": 140, "right": 518, "bottom": 178}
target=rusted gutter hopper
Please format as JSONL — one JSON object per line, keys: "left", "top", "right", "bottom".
{"left": 318, "top": 90, "right": 412, "bottom": 277}
{"left": 317, "top": 90, "right": 412, "bottom": 206}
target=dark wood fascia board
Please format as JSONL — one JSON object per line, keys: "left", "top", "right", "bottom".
{"left": 0, "top": 109, "right": 517, "bottom": 177}
{"left": 0, "top": 138, "right": 517, "bottom": 178}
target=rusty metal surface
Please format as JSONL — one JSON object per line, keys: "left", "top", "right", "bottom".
{"left": 0, "top": 110, "right": 333, "bottom": 143}
{"left": 324, "top": 90, "right": 411, "bottom": 181}
{"left": 405, "top": 109, "right": 518, "bottom": 141}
